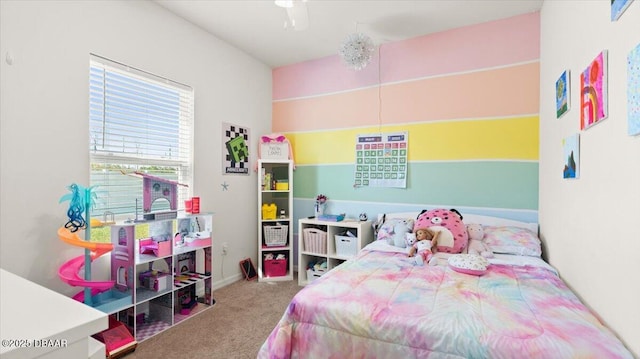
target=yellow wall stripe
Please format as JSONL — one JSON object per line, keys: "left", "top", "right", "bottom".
{"left": 287, "top": 116, "right": 539, "bottom": 165}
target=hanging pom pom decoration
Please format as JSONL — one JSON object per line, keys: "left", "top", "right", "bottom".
{"left": 339, "top": 32, "right": 375, "bottom": 71}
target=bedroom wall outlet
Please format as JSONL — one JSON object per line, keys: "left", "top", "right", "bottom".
{"left": 222, "top": 242, "right": 228, "bottom": 255}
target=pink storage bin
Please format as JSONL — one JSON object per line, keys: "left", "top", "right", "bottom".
{"left": 264, "top": 259, "right": 287, "bottom": 277}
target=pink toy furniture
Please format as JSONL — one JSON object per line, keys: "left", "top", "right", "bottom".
{"left": 139, "top": 270, "right": 170, "bottom": 292}
{"left": 183, "top": 234, "right": 212, "bottom": 248}
{"left": 139, "top": 238, "right": 171, "bottom": 258}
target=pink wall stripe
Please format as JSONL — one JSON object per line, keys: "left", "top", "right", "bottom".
{"left": 272, "top": 55, "right": 380, "bottom": 101}
{"left": 380, "top": 12, "right": 540, "bottom": 84}
{"left": 272, "top": 62, "right": 539, "bottom": 133}
{"left": 273, "top": 12, "right": 540, "bottom": 101}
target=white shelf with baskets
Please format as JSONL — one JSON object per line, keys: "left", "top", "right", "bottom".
{"left": 258, "top": 160, "right": 294, "bottom": 282}
{"left": 298, "top": 218, "right": 373, "bottom": 286}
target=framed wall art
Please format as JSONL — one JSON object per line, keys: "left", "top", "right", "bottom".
{"left": 628, "top": 43, "right": 640, "bottom": 136}
{"left": 580, "top": 51, "right": 608, "bottom": 130}
{"left": 562, "top": 133, "right": 580, "bottom": 179}
{"left": 611, "top": 0, "right": 634, "bottom": 21}
{"left": 556, "top": 70, "right": 571, "bottom": 118}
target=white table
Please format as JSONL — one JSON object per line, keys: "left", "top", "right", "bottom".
{"left": 0, "top": 269, "right": 107, "bottom": 359}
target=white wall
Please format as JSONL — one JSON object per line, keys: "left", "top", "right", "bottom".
{"left": 539, "top": 1, "right": 639, "bottom": 355}
{"left": 0, "top": 0, "right": 270, "bottom": 294}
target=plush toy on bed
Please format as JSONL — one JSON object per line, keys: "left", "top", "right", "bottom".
{"left": 389, "top": 220, "right": 413, "bottom": 248}
{"left": 405, "top": 232, "right": 416, "bottom": 247}
{"left": 407, "top": 228, "right": 439, "bottom": 266}
{"left": 414, "top": 208, "right": 468, "bottom": 253}
{"left": 375, "top": 217, "right": 414, "bottom": 248}
{"left": 465, "top": 223, "right": 494, "bottom": 258}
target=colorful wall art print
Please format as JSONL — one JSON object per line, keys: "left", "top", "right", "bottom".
{"left": 580, "top": 51, "right": 608, "bottom": 130}
{"left": 222, "top": 122, "right": 250, "bottom": 175}
{"left": 562, "top": 133, "right": 580, "bottom": 179}
{"left": 628, "top": 43, "right": 640, "bottom": 136}
{"left": 611, "top": 0, "right": 634, "bottom": 21}
{"left": 556, "top": 70, "right": 571, "bottom": 118}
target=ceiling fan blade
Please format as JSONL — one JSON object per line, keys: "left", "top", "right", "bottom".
{"left": 285, "top": 1, "right": 308, "bottom": 31}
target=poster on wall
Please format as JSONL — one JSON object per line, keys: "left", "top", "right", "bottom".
{"left": 611, "top": 0, "right": 634, "bottom": 21}
{"left": 562, "top": 133, "right": 580, "bottom": 179}
{"left": 556, "top": 70, "right": 571, "bottom": 118}
{"left": 354, "top": 132, "right": 408, "bottom": 188}
{"left": 222, "top": 122, "right": 250, "bottom": 175}
{"left": 580, "top": 50, "right": 608, "bottom": 130}
{"left": 628, "top": 43, "right": 640, "bottom": 136}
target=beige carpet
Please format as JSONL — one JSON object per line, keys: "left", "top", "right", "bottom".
{"left": 128, "top": 275, "right": 301, "bottom": 359}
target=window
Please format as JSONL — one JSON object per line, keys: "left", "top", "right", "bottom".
{"left": 89, "top": 54, "right": 193, "bottom": 217}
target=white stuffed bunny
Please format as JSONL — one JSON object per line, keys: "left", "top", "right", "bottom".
{"left": 465, "top": 223, "right": 494, "bottom": 258}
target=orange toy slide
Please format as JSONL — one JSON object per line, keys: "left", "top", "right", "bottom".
{"left": 57, "top": 227, "right": 115, "bottom": 301}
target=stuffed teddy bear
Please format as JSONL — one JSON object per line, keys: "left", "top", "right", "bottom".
{"left": 465, "top": 223, "right": 493, "bottom": 258}
{"left": 407, "top": 228, "right": 439, "bottom": 266}
{"left": 414, "top": 208, "right": 468, "bottom": 253}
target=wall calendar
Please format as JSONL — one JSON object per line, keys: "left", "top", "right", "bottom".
{"left": 354, "top": 132, "right": 408, "bottom": 188}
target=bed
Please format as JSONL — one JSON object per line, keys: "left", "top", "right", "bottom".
{"left": 258, "top": 212, "right": 633, "bottom": 358}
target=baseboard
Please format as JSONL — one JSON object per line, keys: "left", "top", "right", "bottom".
{"left": 209, "top": 268, "right": 299, "bottom": 293}
{"left": 212, "top": 273, "right": 243, "bottom": 291}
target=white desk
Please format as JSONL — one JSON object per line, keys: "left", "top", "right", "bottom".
{"left": 0, "top": 269, "right": 107, "bottom": 359}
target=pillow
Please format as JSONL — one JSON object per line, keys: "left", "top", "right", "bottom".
{"left": 414, "top": 208, "right": 468, "bottom": 254}
{"left": 376, "top": 218, "right": 415, "bottom": 242}
{"left": 482, "top": 226, "right": 542, "bottom": 257}
{"left": 448, "top": 254, "right": 489, "bottom": 276}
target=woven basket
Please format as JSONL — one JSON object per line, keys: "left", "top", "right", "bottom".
{"left": 303, "top": 228, "right": 327, "bottom": 254}
{"left": 264, "top": 225, "right": 288, "bottom": 247}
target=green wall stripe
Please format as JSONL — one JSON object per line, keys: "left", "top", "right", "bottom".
{"left": 293, "top": 161, "right": 538, "bottom": 210}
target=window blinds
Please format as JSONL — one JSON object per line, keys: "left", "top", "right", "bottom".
{"left": 89, "top": 54, "right": 194, "bottom": 216}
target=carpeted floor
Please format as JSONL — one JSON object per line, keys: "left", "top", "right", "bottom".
{"left": 128, "top": 275, "right": 301, "bottom": 359}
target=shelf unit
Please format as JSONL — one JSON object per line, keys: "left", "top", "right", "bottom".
{"left": 258, "top": 160, "right": 294, "bottom": 282}
{"left": 89, "top": 213, "right": 213, "bottom": 342}
{"left": 298, "top": 218, "right": 373, "bottom": 286}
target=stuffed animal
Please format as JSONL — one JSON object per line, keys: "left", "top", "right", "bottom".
{"left": 375, "top": 217, "right": 414, "bottom": 248}
{"left": 405, "top": 232, "right": 417, "bottom": 247}
{"left": 389, "top": 220, "right": 412, "bottom": 248}
{"left": 466, "top": 223, "right": 493, "bottom": 258}
{"left": 414, "top": 208, "right": 468, "bottom": 253}
{"left": 407, "top": 228, "right": 439, "bottom": 266}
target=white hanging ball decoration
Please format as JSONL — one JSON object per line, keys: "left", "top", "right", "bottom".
{"left": 339, "top": 33, "right": 375, "bottom": 71}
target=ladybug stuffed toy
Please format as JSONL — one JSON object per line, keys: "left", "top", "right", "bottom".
{"left": 414, "top": 208, "right": 468, "bottom": 253}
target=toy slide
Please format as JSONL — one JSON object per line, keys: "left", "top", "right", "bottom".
{"left": 57, "top": 227, "right": 115, "bottom": 302}
{"left": 58, "top": 227, "right": 113, "bottom": 259}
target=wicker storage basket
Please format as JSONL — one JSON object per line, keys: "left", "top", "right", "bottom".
{"left": 264, "top": 225, "right": 288, "bottom": 247}
{"left": 303, "top": 228, "right": 327, "bottom": 254}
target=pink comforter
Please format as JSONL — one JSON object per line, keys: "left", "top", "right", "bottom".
{"left": 259, "top": 249, "right": 632, "bottom": 358}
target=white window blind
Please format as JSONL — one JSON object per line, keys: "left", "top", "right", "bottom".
{"left": 89, "top": 54, "right": 193, "bottom": 217}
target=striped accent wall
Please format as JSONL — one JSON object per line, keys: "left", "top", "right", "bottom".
{"left": 272, "top": 12, "right": 540, "bottom": 223}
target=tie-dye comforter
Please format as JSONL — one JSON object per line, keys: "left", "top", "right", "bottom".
{"left": 259, "top": 247, "right": 632, "bottom": 358}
